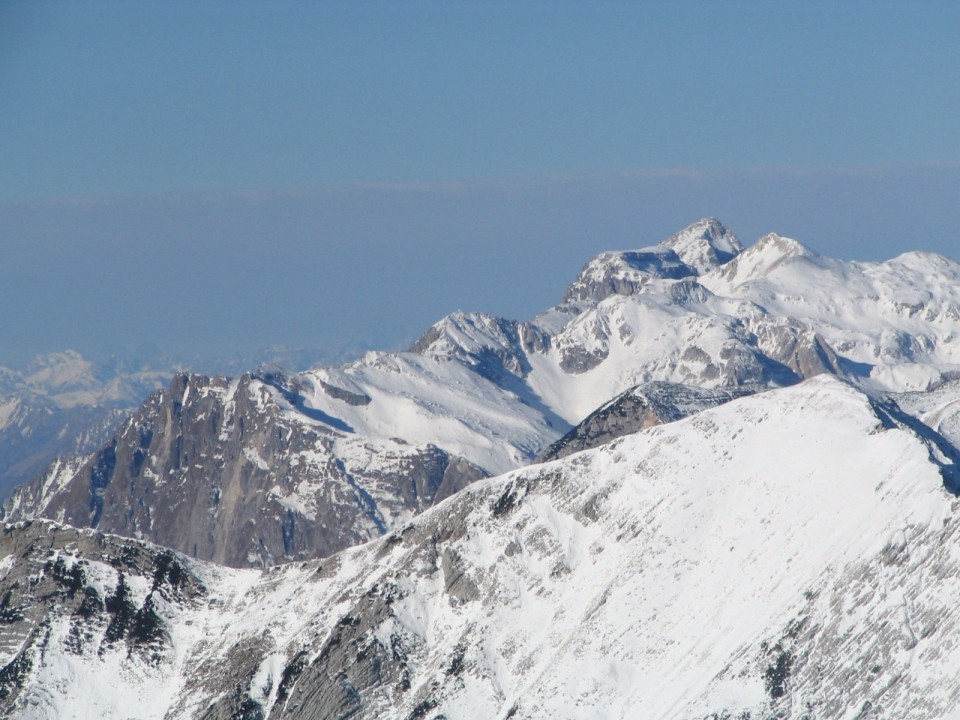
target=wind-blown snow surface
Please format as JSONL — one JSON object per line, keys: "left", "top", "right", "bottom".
{"left": 6, "top": 377, "right": 960, "bottom": 719}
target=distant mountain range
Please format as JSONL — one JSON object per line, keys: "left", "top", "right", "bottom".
{"left": 3, "top": 218, "right": 960, "bottom": 718}
{"left": 0, "top": 351, "right": 176, "bottom": 502}
{"left": 8, "top": 218, "right": 960, "bottom": 568}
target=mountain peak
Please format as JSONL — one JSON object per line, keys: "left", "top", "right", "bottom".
{"left": 562, "top": 246, "right": 695, "bottom": 303}
{"left": 752, "top": 231, "right": 814, "bottom": 258}
{"left": 705, "top": 231, "right": 818, "bottom": 289}
{"left": 662, "top": 217, "right": 743, "bottom": 274}
{"left": 562, "top": 219, "right": 742, "bottom": 304}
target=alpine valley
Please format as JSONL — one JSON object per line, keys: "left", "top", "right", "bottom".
{"left": 4, "top": 218, "right": 960, "bottom": 719}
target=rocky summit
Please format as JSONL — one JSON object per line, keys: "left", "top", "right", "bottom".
{"left": 3, "top": 369, "right": 486, "bottom": 568}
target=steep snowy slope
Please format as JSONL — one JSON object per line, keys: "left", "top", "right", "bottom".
{"left": 4, "top": 377, "right": 960, "bottom": 719}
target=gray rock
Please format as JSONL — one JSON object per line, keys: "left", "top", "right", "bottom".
{"left": 4, "top": 371, "right": 487, "bottom": 568}
{"left": 537, "top": 381, "right": 759, "bottom": 462}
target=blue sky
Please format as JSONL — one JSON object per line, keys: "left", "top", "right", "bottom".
{"left": 1, "top": 1, "right": 958, "bottom": 368}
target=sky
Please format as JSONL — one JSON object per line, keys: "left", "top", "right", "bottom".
{"left": 1, "top": 1, "right": 958, "bottom": 369}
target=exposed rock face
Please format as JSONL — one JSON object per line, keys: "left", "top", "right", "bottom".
{"left": 409, "top": 311, "right": 551, "bottom": 383}
{"left": 562, "top": 245, "right": 696, "bottom": 303}
{"left": 561, "top": 218, "right": 742, "bottom": 303}
{"left": 4, "top": 371, "right": 486, "bottom": 568}
{"left": 0, "top": 520, "right": 204, "bottom": 712}
{"left": 537, "top": 381, "right": 758, "bottom": 461}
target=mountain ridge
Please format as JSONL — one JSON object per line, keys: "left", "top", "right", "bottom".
{"left": 6, "top": 218, "right": 960, "bottom": 571}
{"left": 4, "top": 377, "right": 960, "bottom": 718}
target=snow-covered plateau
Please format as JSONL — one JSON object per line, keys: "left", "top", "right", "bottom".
{"left": 3, "top": 377, "right": 960, "bottom": 718}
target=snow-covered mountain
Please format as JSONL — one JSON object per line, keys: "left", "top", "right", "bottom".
{"left": 0, "top": 351, "right": 171, "bottom": 410}
{"left": 699, "top": 233, "right": 960, "bottom": 391}
{"left": 5, "top": 377, "right": 960, "bottom": 718}
{"left": 7, "top": 218, "right": 960, "bottom": 570}
{"left": 0, "top": 352, "right": 172, "bottom": 502}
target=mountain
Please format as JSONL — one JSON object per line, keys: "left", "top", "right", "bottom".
{"left": 4, "top": 377, "right": 960, "bottom": 718}
{"left": 7, "top": 218, "right": 960, "bottom": 570}
{"left": 0, "top": 352, "right": 172, "bottom": 502}
{"left": 0, "top": 344, "right": 381, "bottom": 508}
{"left": 2, "top": 370, "right": 487, "bottom": 568}
{"left": 699, "top": 235, "right": 960, "bottom": 391}
{"left": 0, "top": 351, "right": 171, "bottom": 410}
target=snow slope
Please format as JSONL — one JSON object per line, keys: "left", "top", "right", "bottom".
{"left": 296, "top": 218, "right": 960, "bottom": 447}
{"left": 701, "top": 235, "right": 960, "bottom": 391}
{"left": 5, "top": 377, "right": 960, "bottom": 719}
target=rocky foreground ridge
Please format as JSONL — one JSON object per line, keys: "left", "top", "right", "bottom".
{"left": 4, "top": 378, "right": 960, "bottom": 718}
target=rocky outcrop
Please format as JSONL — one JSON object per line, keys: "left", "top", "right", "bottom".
{"left": 561, "top": 217, "right": 742, "bottom": 303}
{"left": 0, "top": 520, "right": 204, "bottom": 710}
{"left": 562, "top": 246, "right": 696, "bottom": 303}
{"left": 537, "top": 381, "right": 759, "bottom": 462}
{"left": 4, "top": 371, "right": 487, "bottom": 568}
